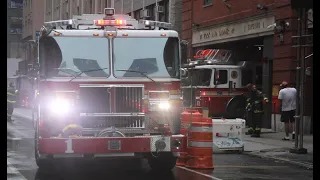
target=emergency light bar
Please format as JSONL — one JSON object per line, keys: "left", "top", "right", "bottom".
{"left": 139, "top": 20, "right": 172, "bottom": 29}
{"left": 44, "top": 19, "right": 75, "bottom": 28}
{"left": 94, "top": 19, "right": 127, "bottom": 26}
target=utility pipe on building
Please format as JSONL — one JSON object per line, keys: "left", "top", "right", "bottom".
{"left": 121, "top": 0, "right": 124, "bottom": 14}
{"left": 131, "top": 0, "right": 134, "bottom": 17}
{"left": 142, "top": 0, "right": 145, "bottom": 20}
{"left": 168, "top": 0, "right": 171, "bottom": 23}
{"left": 155, "top": 0, "right": 158, "bottom": 21}
{"left": 111, "top": 0, "right": 115, "bottom": 8}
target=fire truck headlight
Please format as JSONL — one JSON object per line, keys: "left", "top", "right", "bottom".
{"left": 49, "top": 99, "right": 71, "bottom": 114}
{"left": 158, "top": 102, "right": 170, "bottom": 110}
{"left": 149, "top": 101, "right": 171, "bottom": 111}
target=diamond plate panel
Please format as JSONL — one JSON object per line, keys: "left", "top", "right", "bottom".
{"left": 150, "top": 136, "right": 171, "bottom": 152}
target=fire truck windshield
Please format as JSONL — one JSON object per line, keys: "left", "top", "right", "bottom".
{"left": 113, "top": 37, "right": 180, "bottom": 79}
{"left": 184, "top": 69, "right": 212, "bottom": 86}
{"left": 39, "top": 36, "right": 110, "bottom": 78}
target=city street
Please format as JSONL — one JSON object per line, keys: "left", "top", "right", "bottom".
{"left": 8, "top": 108, "right": 313, "bottom": 180}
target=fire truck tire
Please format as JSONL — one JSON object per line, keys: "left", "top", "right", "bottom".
{"left": 147, "top": 152, "right": 177, "bottom": 172}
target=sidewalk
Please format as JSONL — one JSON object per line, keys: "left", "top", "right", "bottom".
{"left": 12, "top": 108, "right": 33, "bottom": 120}
{"left": 243, "top": 128, "right": 313, "bottom": 170}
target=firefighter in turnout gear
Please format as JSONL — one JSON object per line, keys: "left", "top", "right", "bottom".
{"left": 7, "top": 82, "right": 19, "bottom": 121}
{"left": 245, "top": 84, "right": 268, "bottom": 137}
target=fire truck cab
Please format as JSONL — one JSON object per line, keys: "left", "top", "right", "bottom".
{"left": 181, "top": 49, "right": 253, "bottom": 118}
{"left": 33, "top": 8, "right": 185, "bottom": 171}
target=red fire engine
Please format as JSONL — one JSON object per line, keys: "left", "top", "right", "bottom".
{"left": 181, "top": 49, "right": 254, "bottom": 118}
{"left": 32, "top": 8, "right": 186, "bottom": 171}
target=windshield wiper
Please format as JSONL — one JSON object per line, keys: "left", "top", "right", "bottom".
{"left": 116, "top": 69, "right": 156, "bottom": 83}
{"left": 54, "top": 68, "right": 78, "bottom": 76}
{"left": 69, "top": 68, "right": 108, "bottom": 82}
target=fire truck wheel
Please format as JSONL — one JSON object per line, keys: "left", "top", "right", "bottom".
{"left": 147, "top": 152, "right": 177, "bottom": 172}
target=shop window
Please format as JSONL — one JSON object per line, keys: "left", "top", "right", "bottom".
{"left": 9, "top": 0, "right": 23, "bottom": 8}
{"left": 203, "top": 0, "right": 213, "bottom": 6}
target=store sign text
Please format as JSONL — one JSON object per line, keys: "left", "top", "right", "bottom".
{"left": 200, "top": 27, "right": 235, "bottom": 41}
{"left": 193, "top": 16, "right": 275, "bottom": 45}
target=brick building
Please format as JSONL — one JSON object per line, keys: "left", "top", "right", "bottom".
{"left": 182, "top": 0, "right": 313, "bottom": 132}
{"left": 113, "top": 0, "right": 182, "bottom": 34}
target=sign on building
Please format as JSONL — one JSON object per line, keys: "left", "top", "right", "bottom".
{"left": 192, "top": 16, "right": 275, "bottom": 46}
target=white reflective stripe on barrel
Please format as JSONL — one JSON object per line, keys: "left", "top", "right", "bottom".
{"left": 190, "top": 126, "right": 212, "bottom": 133}
{"left": 189, "top": 141, "right": 213, "bottom": 148}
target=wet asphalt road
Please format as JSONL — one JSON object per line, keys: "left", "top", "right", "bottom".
{"left": 7, "top": 108, "right": 313, "bottom": 180}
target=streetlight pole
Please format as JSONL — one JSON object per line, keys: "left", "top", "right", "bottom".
{"left": 290, "top": 8, "right": 308, "bottom": 154}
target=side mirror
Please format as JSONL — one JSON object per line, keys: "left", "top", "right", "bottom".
{"left": 180, "top": 68, "right": 187, "bottom": 77}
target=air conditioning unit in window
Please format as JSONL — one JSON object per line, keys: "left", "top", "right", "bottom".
{"left": 140, "top": 9, "right": 151, "bottom": 18}
{"left": 157, "top": 5, "right": 164, "bottom": 13}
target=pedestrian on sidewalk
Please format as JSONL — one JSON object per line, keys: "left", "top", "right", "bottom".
{"left": 7, "top": 82, "right": 19, "bottom": 121}
{"left": 278, "top": 81, "right": 296, "bottom": 141}
{"left": 245, "top": 84, "right": 269, "bottom": 137}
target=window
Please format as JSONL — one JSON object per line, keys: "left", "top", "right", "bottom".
{"left": 9, "top": 0, "right": 23, "bottom": 8}
{"left": 203, "top": 0, "right": 213, "bottom": 6}
{"left": 113, "top": 37, "right": 180, "bottom": 79}
{"left": 214, "top": 69, "right": 228, "bottom": 85}
{"left": 9, "top": 21, "right": 22, "bottom": 34}
{"left": 188, "top": 69, "right": 212, "bottom": 86}
{"left": 39, "top": 37, "right": 110, "bottom": 78}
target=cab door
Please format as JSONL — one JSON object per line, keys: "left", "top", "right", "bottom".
{"left": 229, "top": 69, "right": 241, "bottom": 89}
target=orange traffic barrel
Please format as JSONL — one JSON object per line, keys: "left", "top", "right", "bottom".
{"left": 177, "top": 109, "right": 202, "bottom": 167}
{"left": 180, "top": 109, "right": 202, "bottom": 135}
{"left": 186, "top": 120, "right": 214, "bottom": 169}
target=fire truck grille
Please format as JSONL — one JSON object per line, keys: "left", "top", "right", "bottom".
{"left": 80, "top": 116, "right": 145, "bottom": 129}
{"left": 79, "top": 87, "right": 111, "bottom": 113}
{"left": 114, "top": 86, "right": 143, "bottom": 113}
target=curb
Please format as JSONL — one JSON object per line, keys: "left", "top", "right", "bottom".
{"left": 260, "top": 131, "right": 277, "bottom": 134}
{"left": 243, "top": 152, "right": 313, "bottom": 170}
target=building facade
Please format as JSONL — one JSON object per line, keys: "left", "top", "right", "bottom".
{"left": 21, "top": 0, "right": 45, "bottom": 65}
{"left": 182, "top": 0, "right": 313, "bottom": 133}
{"left": 7, "top": 0, "right": 23, "bottom": 58}
{"left": 113, "top": 0, "right": 182, "bottom": 34}
{"left": 43, "top": 0, "right": 181, "bottom": 34}
{"left": 44, "top": 0, "right": 108, "bottom": 22}
{"left": 22, "top": 0, "right": 45, "bottom": 41}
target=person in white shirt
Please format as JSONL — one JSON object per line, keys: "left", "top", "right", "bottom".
{"left": 278, "top": 81, "right": 297, "bottom": 140}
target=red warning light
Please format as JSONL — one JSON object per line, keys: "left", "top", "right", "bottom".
{"left": 94, "top": 19, "right": 127, "bottom": 26}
